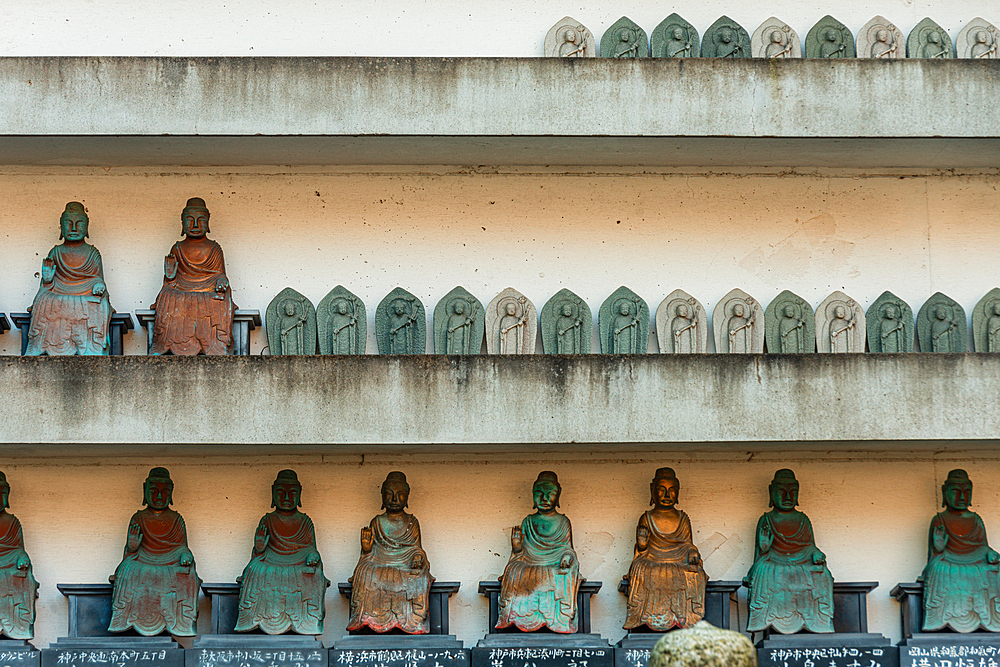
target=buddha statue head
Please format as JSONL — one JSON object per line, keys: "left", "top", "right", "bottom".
{"left": 650, "top": 467, "right": 679, "bottom": 509}
{"left": 272, "top": 469, "right": 302, "bottom": 511}
{"left": 532, "top": 471, "right": 562, "bottom": 512}
{"left": 942, "top": 469, "right": 973, "bottom": 511}
{"left": 180, "top": 197, "right": 211, "bottom": 238}
{"left": 59, "top": 201, "right": 89, "bottom": 242}
{"left": 768, "top": 469, "right": 799, "bottom": 511}
{"left": 381, "top": 471, "right": 410, "bottom": 512}
{"left": 0, "top": 471, "right": 9, "bottom": 510}
{"left": 143, "top": 467, "right": 174, "bottom": 510}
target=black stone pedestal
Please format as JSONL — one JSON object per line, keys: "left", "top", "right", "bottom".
{"left": 189, "top": 635, "right": 326, "bottom": 667}
{"left": 472, "top": 636, "right": 613, "bottom": 667}
{"left": 42, "top": 637, "right": 184, "bottom": 667}
{"left": 757, "top": 634, "right": 897, "bottom": 667}
{"left": 11, "top": 313, "right": 133, "bottom": 355}
{"left": 337, "top": 581, "right": 461, "bottom": 637}
{"left": 0, "top": 640, "right": 39, "bottom": 667}
{"left": 135, "top": 310, "right": 260, "bottom": 355}
{"left": 331, "top": 636, "right": 469, "bottom": 667}
{"left": 615, "top": 579, "right": 742, "bottom": 651}
{"left": 892, "top": 582, "right": 1000, "bottom": 666}
{"left": 477, "top": 581, "right": 602, "bottom": 637}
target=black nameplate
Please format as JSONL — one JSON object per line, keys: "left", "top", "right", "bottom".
{"left": 0, "top": 651, "right": 38, "bottom": 667}
{"left": 331, "top": 649, "right": 469, "bottom": 667}
{"left": 614, "top": 648, "right": 649, "bottom": 667}
{"left": 759, "top": 646, "right": 899, "bottom": 667}
{"left": 41, "top": 648, "right": 183, "bottom": 667}
{"left": 188, "top": 648, "right": 327, "bottom": 667}
{"left": 472, "top": 647, "right": 612, "bottom": 667}
{"left": 901, "top": 644, "right": 1000, "bottom": 667}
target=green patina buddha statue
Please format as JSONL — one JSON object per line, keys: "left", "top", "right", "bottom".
{"left": 0, "top": 473, "right": 38, "bottom": 640}
{"left": 236, "top": 470, "right": 329, "bottom": 635}
{"left": 109, "top": 468, "right": 200, "bottom": 636}
{"left": 921, "top": 469, "right": 1000, "bottom": 632}
{"left": 745, "top": 469, "right": 834, "bottom": 634}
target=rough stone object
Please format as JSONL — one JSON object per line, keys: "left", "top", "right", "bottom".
{"left": 317, "top": 286, "right": 366, "bottom": 355}
{"left": 764, "top": 290, "right": 815, "bottom": 354}
{"left": 816, "top": 291, "right": 866, "bottom": 353}
{"left": 348, "top": 471, "right": 434, "bottom": 634}
{"left": 701, "top": 17, "right": 750, "bottom": 58}
{"left": 917, "top": 292, "right": 966, "bottom": 353}
{"left": 866, "top": 291, "right": 913, "bottom": 353}
{"left": 957, "top": 18, "right": 1000, "bottom": 59}
{"left": 908, "top": 18, "right": 954, "bottom": 59}
{"left": 601, "top": 17, "right": 648, "bottom": 59}
{"left": 655, "top": 290, "right": 707, "bottom": 354}
{"left": 857, "top": 16, "right": 904, "bottom": 58}
{"left": 540, "top": 289, "right": 591, "bottom": 354}
{"left": 651, "top": 15, "right": 699, "bottom": 58}
{"left": 648, "top": 620, "right": 757, "bottom": 667}
{"left": 27, "top": 202, "right": 113, "bottom": 356}
{"left": 623, "top": 468, "right": 706, "bottom": 631}
{"left": 921, "top": 469, "right": 1000, "bottom": 632}
{"left": 545, "top": 18, "right": 596, "bottom": 57}
{"left": 805, "top": 16, "right": 856, "bottom": 58}
{"left": 151, "top": 198, "right": 235, "bottom": 355}
{"left": 713, "top": 289, "right": 763, "bottom": 353}
{"left": 486, "top": 288, "right": 536, "bottom": 355}
{"left": 266, "top": 288, "right": 317, "bottom": 355}
{"left": 0, "top": 472, "right": 37, "bottom": 640}
{"left": 433, "top": 287, "right": 484, "bottom": 355}
{"left": 375, "top": 288, "right": 425, "bottom": 355}
{"left": 236, "top": 469, "right": 328, "bottom": 635}
{"left": 109, "top": 467, "right": 200, "bottom": 636}
{"left": 972, "top": 288, "right": 1000, "bottom": 352}
{"left": 752, "top": 18, "right": 801, "bottom": 59}
{"left": 745, "top": 469, "right": 834, "bottom": 634}
{"left": 497, "top": 471, "right": 581, "bottom": 633}
{"left": 599, "top": 287, "right": 649, "bottom": 354}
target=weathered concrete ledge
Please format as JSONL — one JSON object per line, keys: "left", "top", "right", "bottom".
{"left": 0, "top": 354, "right": 995, "bottom": 446}
{"left": 1, "top": 57, "right": 997, "bottom": 138}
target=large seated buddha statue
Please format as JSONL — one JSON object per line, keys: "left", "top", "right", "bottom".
{"left": 496, "top": 471, "right": 581, "bottom": 633}
{"left": 109, "top": 468, "right": 200, "bottom": 636}
{"left": 26, "top": 202, "right": 113, "bottom": 355}
{"left": 236, "top": 470, "right": 328, "bottom": 635}
{"left": 0, "top": 472, "right": 38, "bottom": 640}
{"left": 151, "top": 198, "right": 234, "bottom": 355}
{"left": 745, "top": 469, "right": 834, "bottom": 634}
{"left": 921, "top": 469, "right": 1000, "bottom": 632}
{"left": 348, "top": 471, "right": 434, "bottom": 633}
{"left": 622, "top": 467, "right": 706, "bottom": 631}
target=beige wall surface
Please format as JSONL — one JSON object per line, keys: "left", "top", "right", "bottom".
{"left": 0, "top": 0, "right": 992, "bottom": 57}
{"left": 0, "top": 167, "right": 997, "bottom": 356}
{"left": 6, "top": 450, "right": 1000, "bottom": 647}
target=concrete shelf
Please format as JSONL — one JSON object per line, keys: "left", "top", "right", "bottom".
{"left": 1, "top": 57, "right": 998, "bottom": 168}
{"left": 0, "top": 354, "right": 997, "bottom": 449}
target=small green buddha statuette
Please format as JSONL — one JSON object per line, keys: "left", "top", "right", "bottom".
{"left": 0, "top": 473, "right": 38, "bottom": 640}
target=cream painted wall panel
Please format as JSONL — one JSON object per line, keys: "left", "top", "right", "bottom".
{"left": 5, "top": 453, "right": 998, "bottom": 648}
{"left": 0, "top": 0, "right": 992, "bottom": 57}
{"left": 0, "top": 168, "right": 995, "bottom": 355}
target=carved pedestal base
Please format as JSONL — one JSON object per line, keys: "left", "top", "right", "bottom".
{"left": 477, "top": 580, "right": 603, "bottom": 638}
{"left": 12, "top": 313, "right": 133, "bottom": 355}
{"left": 892, "top": 582, "right": 1000, "bottom": 666}
{"left": 135, "top": 309, "right": 260, "bottom": 355}
{"left": 337, "top": 581, "right": 461, "bottom": 637}
{"left": 615, "top": 579, "right": 742, "bottom": 650}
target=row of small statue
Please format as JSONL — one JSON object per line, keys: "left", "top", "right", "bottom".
{"left": 0, "top": 466, "right": 993, "bottom": 642}
{"left": 20, "top": 202, "right": 1000, "bottom": 356}
{"left": 546, "top": 14, "right": 998, "bottom": 60}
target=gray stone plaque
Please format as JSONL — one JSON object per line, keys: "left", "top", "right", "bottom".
{"left": 764, "top": 290, "right": 815, "bottom": 354}
{"left": 972, "top": 287, "right": 1000, "bottom": 352}
{"left": 917, "top": 292, "right": 966, "bottom": 353}
{"left": 858, "top": 16, "right": 904, "bottom": 58}
{"left": 805, "top": 16, "right": 856, "bottom": 58}
{"left": 901, "top": 644, "right": 1000, "bottom": 667}
{"left": 375, "top": 288, "right": 426, "bottom": 355}
{"left": 599, "top": 286, "right": 648, "bottom": 354}
{"left": 540, "top": 289, "right": 591, "bottom": 354}
{"left": 702, "top": 16, "right": 750, "bottom": 58}
{"left": 752, "top": 17, "right": 801, "bottom": 58}
{"left": 650, "top": 15, "right": 698, "bottom": 58}
{"left": 318, "top": 285, "right": 367, "bottom": 355}
{"left": 473, "top": 648, "right": 612, "bottom": 667}
{"left": 866, "top": 291, "right": 913, "bottom": 353}
{"left": 189, "top": 649, "right": 326, "bottom": 667}
{"left": 957, "top": 18, "right": 1000, "bottom": 59}
{"left": 713, "top": 288, "right": 763, "bottom": 353}
{"left": 601, "top": 17, "right": 648, "bottom": 58}
{"left": 655, "top": 289, "right": 707, "bottom": 353}
{"left": 907, "top": 18, "right": 953, "bottom": 59}
{"left": 433, "top": 287, "right": 484, "bottom": 355}
{"left": 332, "top": 649, "right": 469, "bottom": 667}
{"left": 485, "top": 288, "right": 536, "bottom": 354}
{"left": 760, "top": 647, "right": 897, "bottom": 667}
{"left": 41, "top": 649, "right": 182, "bottom": 667}
{"left": 266, "top": 288, "right": 317, "bottom": 355}
{"left": 816, "top": 291, "right": 865, "bottom": 353}
{"left": 545, "top": 18, "right": 596, "bottom": 57}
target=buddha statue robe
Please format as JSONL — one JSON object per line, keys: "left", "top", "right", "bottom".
{"left": 109, "top": 508, "right": 200, "bottom": 636}
{"left": 27, "top": 242, "right": 111, "bottom": 355}
{"left": 236, "top": 510, "right": 328, "bottom": 635}
{"left": 0, "top": 512, "right": 37, "bottom": 639}
{"left": 497, "top": 511, "right": 581, "bottom": 633}
{"left": 348, "top": 513, "right": 433, "bottom": 633}
{"left": 746, "top": 510, "right": 834, "bottom": 634}
{"left": 624, "top": 510, "right": 706, "bottom": 631}
{"left": 922, "top": 510, "right": 1000, "bottom": 631}
{"left": 151, "top": 237, "right": 233, "bottom": 355}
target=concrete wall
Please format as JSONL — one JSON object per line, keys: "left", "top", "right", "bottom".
{"left": 8, "top": 452, "right": 1000, "bottom": 648}
{"left": 0, "top": 0, "right": 992, "bottom": 57}
{"left": 0, "top": 166, "right": 997, "bottom": 356}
